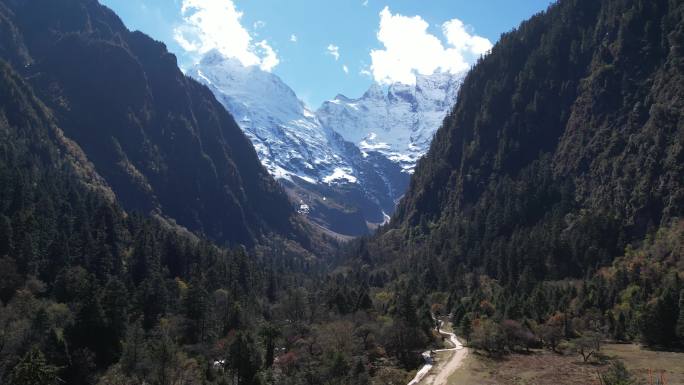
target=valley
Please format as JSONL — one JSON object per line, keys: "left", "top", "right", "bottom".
{"left": 0, "top": 0, "right": 682, "bottom": 385}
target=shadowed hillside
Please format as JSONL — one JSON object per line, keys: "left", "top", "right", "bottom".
{"left": 0, "top": 0, "right": 306, "bottom": 247}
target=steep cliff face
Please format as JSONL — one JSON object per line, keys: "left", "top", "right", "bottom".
{"left": 381, "top": 0, "right": 683, "bottom": 279}
{"left": 0, "top": 0, "right": 305, "bottom": 246}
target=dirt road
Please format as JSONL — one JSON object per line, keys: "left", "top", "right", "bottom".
{"left": 407, "top": 321, "right": 468, "bottom": 385}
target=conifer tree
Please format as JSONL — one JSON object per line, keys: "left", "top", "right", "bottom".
{"left": 183, "top": 278, "right": 210, "bottom": 343}
{"left": 0, "top": 214, "right": 13, "bottom": 256}
{"left": 260, "top": 323, "right": 281, "bottom": 367}
{"left": 9, "top": 347, "right": 60, "bottom": 385}
{"left": 677, "top": 290, "right": 684, "bottom": 343}
{"left": 229, "top": 332, "right": 262, "bottom": 385}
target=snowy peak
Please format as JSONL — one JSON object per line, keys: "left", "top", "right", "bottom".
{"left": 363, "top": 83, "right": 386, "bottom": 100}
{"left": 187, "top": 51, "right": 461, "bottom": 236}
{"left": 188, "top": 50, "right": 349, "bottom": 185}
{"left": 194, "top": 50, "right": 309, "bottom": 125}
{"left": 317, "top": 71, "right": 464, "bottom": 173}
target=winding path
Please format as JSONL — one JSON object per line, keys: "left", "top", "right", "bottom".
{"left": 407, "top": 321, "right": 468, "bottom": 385}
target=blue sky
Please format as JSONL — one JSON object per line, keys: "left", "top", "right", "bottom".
{"left": 100, "top": 0, "right": 555, "bottom": 107}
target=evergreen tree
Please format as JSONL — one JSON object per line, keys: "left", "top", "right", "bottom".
{"left": 229, "top": 332, "right": 262, "bottom": 385}
{"left": 677, "top": 290, "right": 684, "bottom": 343}
{"left": 0, "top": 256, "right": 21, "bottom": 303}
{"left": 639, "top": 288, "right": 679, "bottom": 347}
{"left": 396, "top": 286, "right": 418, "bottom": 327}
{"left": 139, "top": 274, "right": 169, "bottom": 330}
{"left": 460, "top": 314, "right": 473, "bottom": 343}
{"left": 130, "top": 229, "right": 160, "bottom": 285}
{"left": 120, "top": 320, "right": 146, "bottom": 376}
{"left": 259, "top": 323, "right": 281, "bottom": 368}
{"left": 101, "top": 278, "right": 129, "bottom": 360}
{"left": 8, "top": 347, "right": 60, "bottom": 385}
{"left": 0, "top": 214, "right": 13, "bottom": 256}
{"left": 183, "top": 278, "right": 210, "bottom": 343}
{"left": 614, "top": 312, "right": 627, "bottom": 342}
{"left": 149, "top": 320, "right": 180, "bottom": 385}
{"left": 68, "top": 286, "right": 111, "bottom": 367}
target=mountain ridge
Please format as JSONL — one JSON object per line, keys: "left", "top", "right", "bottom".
{"left": 318, "top": 70, "right": 463, "bottom": 174}
{"left": 363, "top": 0, "right": 683, "bottom": 296}
{"left": 188, "top": 51, "right": 464, "bottom": 236}
{"left": 0, "top": 0, "right": 308, "bottom": 247}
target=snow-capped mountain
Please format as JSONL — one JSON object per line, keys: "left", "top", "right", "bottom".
{"left": 187, "top": 50, "right": 354, "bottom": 185}
{"left": 187, "top": 51, "right": 462, "bottom": 236}
{"left": 317, "top": 72, "right": 463, "bottom": 173}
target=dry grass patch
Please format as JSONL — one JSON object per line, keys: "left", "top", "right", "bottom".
{"left": 447, "top": 344, "right": 684, "bottom": 385}
{"left": 602, "top": 343, "right": 684, "bottom": 384}
{"left": 448, "top": 349, "right": 599, "bottom": 385}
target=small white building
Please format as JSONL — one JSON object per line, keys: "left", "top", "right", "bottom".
{"left": 297, "top": 203, "right": 310, "bottom": 215}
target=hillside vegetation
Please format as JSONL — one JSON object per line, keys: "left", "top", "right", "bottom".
{"left": 0, "top": 0, "right": 682, "bottom": 384}
{"left": 0, "top": 0, "right": 305, "bottom": 247}
{"left": 361, "top": 0, "right": 684, "bottom": 353}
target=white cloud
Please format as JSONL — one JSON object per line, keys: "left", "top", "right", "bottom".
{"left": 253, "top": 20, "right": 266, "bottom": 29}
{"left": 369, "top": 7, "right": 492, "bottom": 84}
{"left": 362, "top": 0, "right": 369, "bottom": 6}
{"left": 327, "top": 44, "right": 340, "bottom": 61}
{"left": 360, "top": 68, "right": 372, "bottom": 77}
{"left": 174, "top": 0, "right": 279, "bottom": 71}
{"left": 255, "top": 41, "right": 279, "bottom": 71}
{"left": 442, "top": 19, "right": 492, "bottom": 55}
{"left": 290, "top": 34, "right": 298, "bottom": 43}
{"left": 342, "top": 65, "right": 349, "bottom": 74}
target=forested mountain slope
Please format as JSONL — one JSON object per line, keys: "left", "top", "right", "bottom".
{"left": 360, "top": 0, "right": 684, "bottom": 349}
{"left": 0, "top": 1, "right": 344, "bottom": 384}
{"left": 0, "top": 56, "right": 324, "bottom": 385}
{"left": 0, "top": 0, "right": 305, "bottom": 247}
{"left": 0, "top": 27, "right": 410, "bottom": 385}
{"left": 381, "top": 0, "right": 683, "bottom": 278}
